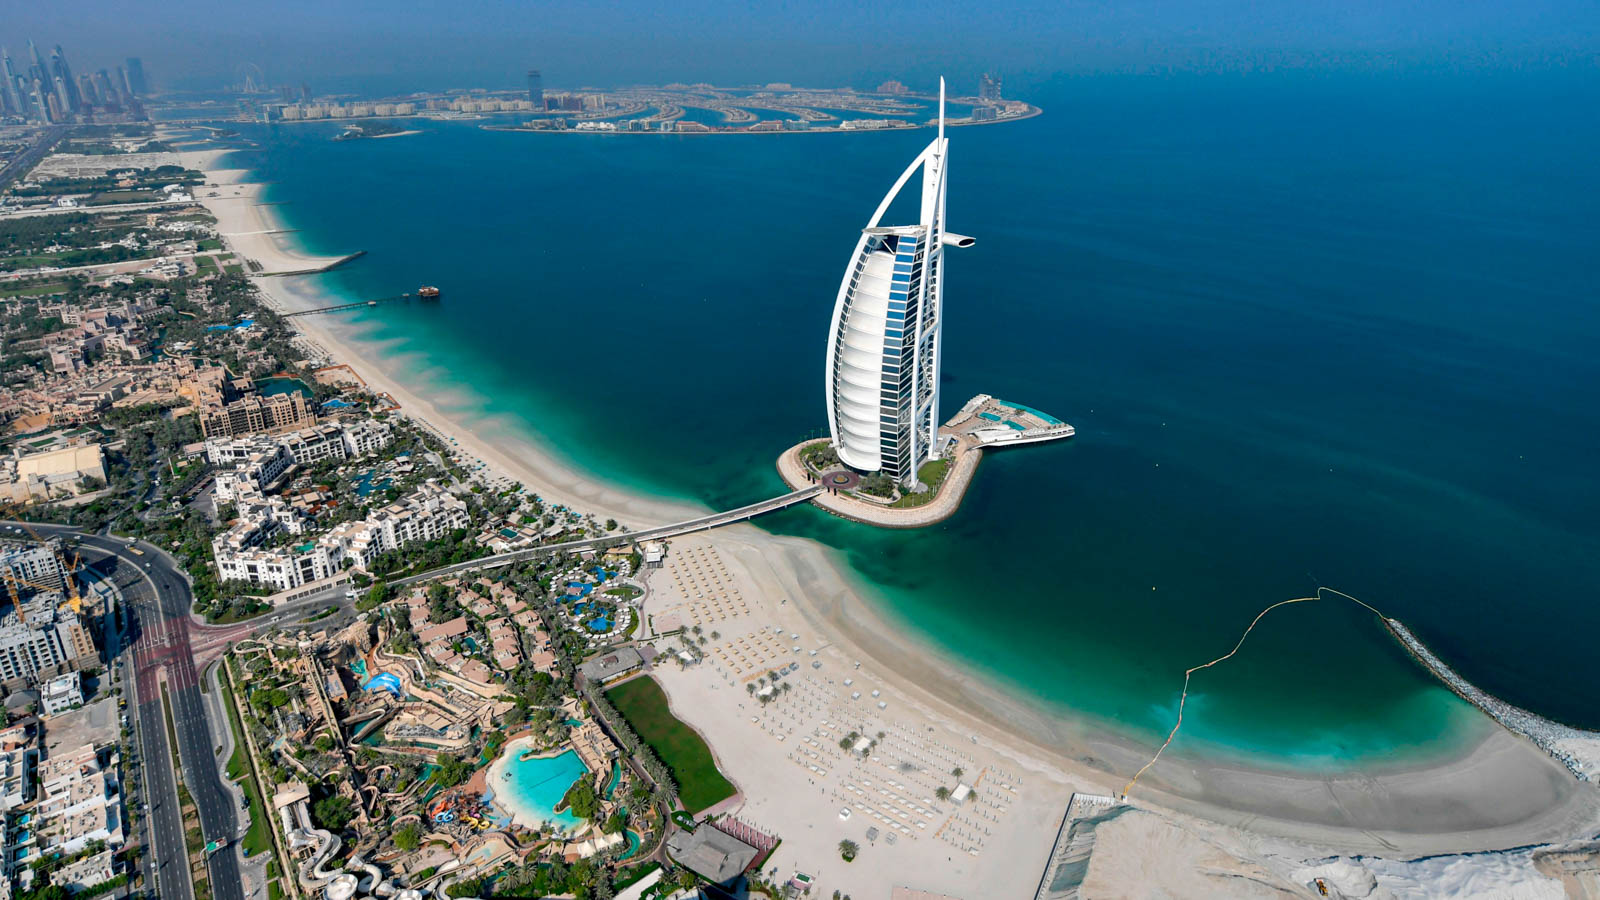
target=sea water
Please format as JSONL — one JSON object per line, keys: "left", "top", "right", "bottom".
{"left": 222, "top": 69, "right": 1600, "bottom": 771}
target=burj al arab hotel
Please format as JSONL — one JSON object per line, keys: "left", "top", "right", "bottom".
{"left": 824, "top": 78, "right": 975, "bottom": 487}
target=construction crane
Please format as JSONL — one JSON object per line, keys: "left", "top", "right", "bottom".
{"left": 0, "top": 501, "right": 85, "bottom": 613}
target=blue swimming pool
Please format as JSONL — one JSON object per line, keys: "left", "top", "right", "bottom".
{"left": 486, "top": 744, "right": 588, "bottom": 831}
{"left": 363, "top": 672, "right": 402, "bottom": 696}
{"left": 997, "top": 399, "right": 1063, "bottom": 425}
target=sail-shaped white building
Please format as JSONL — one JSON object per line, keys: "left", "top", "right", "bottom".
{"left": 824, "top": 78, "right": 974, "bottom": 486}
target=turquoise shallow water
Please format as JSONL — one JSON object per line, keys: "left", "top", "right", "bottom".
{"left": 486, "top": 747, "right": 587, "bottom": 830}
{"left": 225, "top": 70, "right": 1600, "bottom": 772}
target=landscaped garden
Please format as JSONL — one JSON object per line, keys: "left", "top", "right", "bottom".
{"left": 605, "top": 676, "right": 735, "bottom": 813}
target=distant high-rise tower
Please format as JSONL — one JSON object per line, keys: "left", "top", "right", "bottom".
{"left": 978, "top": 72, "right": 1001, "bottom": 102}
{"left": 0, "top": 48, "right": 24, "bottom": 118}
{"left": 526, "top": 69, "right": 543, "bottom": 108}
{"left": 28, "top": 78, "right": 49, "bottom": 122}
{"left": 825, "top": 78, "right": 975, "bottom": 487}
{"left": 51, "top": 45, "right": 80, "bottom": 111}
{"left": 125, "top": 57, "right": 148, "bottom": 95}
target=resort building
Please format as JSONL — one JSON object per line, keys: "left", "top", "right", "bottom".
{"left": 214, "top": 539, "right": 342, "bottom": 593}
{"left": 206, "top": 419, "right": 391, "bottom": 471}
{"left": 665, "top": 827, "right": 760, "bottom": 886}
{"left": 577, "top": 646, "right": 645, "bottom": 685}
{"left": 199, "top": 391, "right": 315, "bottom": 439}
{"left": 213, "top": 480, "right": 468, "bottom": 593}
{"left": 824, "top": 78, "right": 974, "bottom": 486}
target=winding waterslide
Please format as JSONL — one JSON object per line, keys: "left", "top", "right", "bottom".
{"left": 282, "top": 799, "right": 343, "bottom": 889}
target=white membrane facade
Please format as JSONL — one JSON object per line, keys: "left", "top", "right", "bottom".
{"left": 825, "top": 78, "right": 974, "bottom": 485}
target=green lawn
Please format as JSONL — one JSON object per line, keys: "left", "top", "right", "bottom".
{"left": 0, "top": 281, "right": 69, "bottom": 299}
{"left": 889, "top": 458, "right": 952, "bottom": 508}
{"left": 90, "top": 190, "right": 159, "bottom": 204}
{"left": 605, "top": 676, "right": 735, "bottom": 813}
{"left": 219, "top": 661, "right": 274, "bottom": 856}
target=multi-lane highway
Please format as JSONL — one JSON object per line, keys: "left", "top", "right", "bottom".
{"left": 12, "top": 523, "right": 243, "bottom": 900}
{"left": 0, "top": 125, "right": 66, "bottom": 193}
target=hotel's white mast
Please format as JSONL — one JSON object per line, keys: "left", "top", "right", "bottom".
{"left": 917, "top": 78, "right": 949, "bottom": 464}
{"left": 824, "top": 75, "right": 972, "bottom": 487}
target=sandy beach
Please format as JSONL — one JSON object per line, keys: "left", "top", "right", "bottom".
{"left": 179, "top": 142, "right": 1600, "bottom": 897}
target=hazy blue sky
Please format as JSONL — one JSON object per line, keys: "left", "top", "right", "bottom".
{"left": 5, "top": 0, "right": 1596, "bottom": 94}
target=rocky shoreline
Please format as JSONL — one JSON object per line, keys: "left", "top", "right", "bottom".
{"left": 1386, "top": 618, "right": 1600, "bottom": 782}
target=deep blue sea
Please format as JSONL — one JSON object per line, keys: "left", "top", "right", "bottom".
{"left": 220, "top": 70, "right": 1600, "bottom": 771}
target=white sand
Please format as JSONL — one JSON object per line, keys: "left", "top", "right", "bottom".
{"left": 179, "top": 149, "right": 356, "bottom": 275}
{"left": 182, "top": 143, "right": 1600, "bottom": 898}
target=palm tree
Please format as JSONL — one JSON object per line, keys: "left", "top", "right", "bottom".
{"left": 781, "top": 683, "right": 792, "bottom": 694}
{"left": 710, "top": 631, "right": 720, "bottom": 640}
{"left": 952, "top": 766, "right": 963, "bottom": 778}
{"left": 935, "top": 786, "right": 950, "bottom": 801}
{"left": 746, "top": 684, "right": 756, "bottom": 695}
{"left": 838, "top": 839, "right": 859, "bottom": 860}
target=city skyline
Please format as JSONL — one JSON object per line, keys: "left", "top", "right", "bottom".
{"left": 6, "top": 0, "right": 1592, "bottom": 97}
{"left": 0, "top": 38, "right": 145, "bottom": 123}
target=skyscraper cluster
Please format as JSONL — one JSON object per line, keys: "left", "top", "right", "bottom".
{"left": 0, "top": 40, "right": 146, "bottom": 123}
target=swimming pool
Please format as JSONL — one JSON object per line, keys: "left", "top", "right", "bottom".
{"left": 485, "top": 741, "right": 589, "bottom": 832}
{"left": 363, "top": 672, "right": 403, "bottom": 696}
{"left": 997, "top": 399, "right": 1064, "bottom": 425}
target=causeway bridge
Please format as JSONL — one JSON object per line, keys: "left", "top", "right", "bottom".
{"left": 395, "top": 485, "right": 823, "bottom": 586}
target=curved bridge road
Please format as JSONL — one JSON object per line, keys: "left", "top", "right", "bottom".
{"left": 396, "top": 485, "right": 823, "bottom": 586}
{"left": 11, "top": 523, "right": 243, "bottom": 900}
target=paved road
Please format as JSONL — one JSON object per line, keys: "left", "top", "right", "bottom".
{"left": 396, "top": 485, "right": 823, "bottom": 586}
{"left": 0, "top": 125, "right": 66, "bottom": 192}
{"left": 187, "top": 582, "right": 354, "bottom": 665}
{"left": 10, "top": 523, "right": 243, "bottom": 900}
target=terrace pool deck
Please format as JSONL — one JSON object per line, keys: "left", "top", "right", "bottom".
{"left": 778, "top": 394, "right": 1072, "bottom": 528}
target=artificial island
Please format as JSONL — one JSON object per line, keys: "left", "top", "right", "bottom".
{"left": 209, "top": 71, "right": 1039, "bottom": 136}
{"left": 778, "top": 81, "right": 1073, "bottom": 527}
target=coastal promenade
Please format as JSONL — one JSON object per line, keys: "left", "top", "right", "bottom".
{"left": 396, "top": 485, "right": 823, "bottom": 586}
